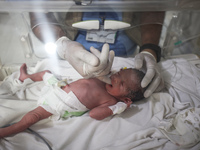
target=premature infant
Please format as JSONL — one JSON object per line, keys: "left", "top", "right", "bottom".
{"left": 0, "top": 63, "right": 146, "bottom": 138}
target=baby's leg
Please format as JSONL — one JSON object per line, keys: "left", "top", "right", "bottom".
{"left": 19, "top": 63, "right": 51, "bottom": 82}
{"left": 0, "top": 106, "right": 52, "bottom": 138}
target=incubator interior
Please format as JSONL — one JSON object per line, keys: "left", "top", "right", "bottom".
{"left": 1, "top": 1, "right": 200, "bottom": 150}
{"left": 0, "top": 0, "right": 200, "bottom": 80}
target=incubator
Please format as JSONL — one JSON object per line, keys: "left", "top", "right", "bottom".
{"left": 0, "top": 0, "right": 200, "bottom": 81}
{"left": 1, "top": 1, "right": 200, "bottom": 150}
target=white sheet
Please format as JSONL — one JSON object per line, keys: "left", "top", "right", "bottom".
{"left": 0, "top": 56, "right": 200, "bottom": 150}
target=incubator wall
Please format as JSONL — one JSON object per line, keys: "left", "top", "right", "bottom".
{"left": 0, "top": 0, "right": 200, "bottom": 80}
{"left": 162, "top": 11, "right": 200, "bottom": 58}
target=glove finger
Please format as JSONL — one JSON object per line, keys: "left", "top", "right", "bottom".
{"left": 104, "top": 50, "right": 115, "bottom": 73}
{"left": 76, "top": 48, "right": 100, "bottom": 67}
{"left": 109, "top": 50, "right": 115, "bottom": 68}
{"left": 155, "top": 78, "right": 165, "bottom": 92}
{"left": 99, "top": 43, "right": 110, "bottom": 64}
{"left": 141, "top": 68, "right": 155, "bottom": 88}
{"left": 134, "top": 53, "right": 144, "bottom": 69}
{"left": 97, "top": 76, "right": 111, "bottom": 84}
{"left": 97, "top": 50, "right": 115, "bottom": 76}
{"left": 90, "top": 46, "right": 101, "bottom": 58}
{"left": 143, "top": 75, "right": 162, "bottom": 98}
{"left": 109, "top": 50, "right": 115, "bottom": 62}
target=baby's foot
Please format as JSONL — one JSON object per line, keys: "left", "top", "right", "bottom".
{"left": 19, "top": 63, "right": 28, "bottom": 82}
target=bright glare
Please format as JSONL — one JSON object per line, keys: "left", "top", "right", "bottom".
{"left": 45, "top": 42, "right": 57, "bottom": 54}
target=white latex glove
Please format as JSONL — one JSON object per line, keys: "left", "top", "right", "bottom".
{"left": 89, "top": 45, "right": 115, "bottom": 84}
{"left": 56, "top": 37, "right": 115, "bottom": 84}
{"left": 134, "top": 52, "right": 164, "bottom": 98}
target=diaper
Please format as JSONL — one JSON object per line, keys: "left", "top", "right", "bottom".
{"left": 38, "top": 73, "right": 88, "bottom": 120}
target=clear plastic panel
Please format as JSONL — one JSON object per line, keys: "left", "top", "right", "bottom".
{"left": 163, "top": 11, "right": 200, "bottom": 57}
{"left": 22, "top": 11, "right": 165, "bottom": 58}
{"left": 0, "top": 0, "right": 200, "bottom": 67}
{"left": 0, "top": 12, "right": 37, "bottom": 65}
{"left": 0, "top": 0, "right": 200, "bottom": 13}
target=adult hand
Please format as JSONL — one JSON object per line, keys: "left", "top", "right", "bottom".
{"left": 88, "top": 45, "right": 115, "bottom": 84}
{"left": 56, "top": 37, "right": 114, "bottom": 84}
{"left": 134, "top": 52, "right": 164, "bottom": 98}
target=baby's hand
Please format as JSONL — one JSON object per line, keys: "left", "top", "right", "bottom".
{"left": 126, "top": 103, "right": 131, "bottom": 108}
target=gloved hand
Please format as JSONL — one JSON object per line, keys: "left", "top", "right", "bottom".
{"left": 56, "top": 36, "right": 115, "bottom": 84}
{"left": 134, "top": 52, "right": 164, "bottom": 98}
{"left": 88, "top": 45, "right": 115, "bottom": 84}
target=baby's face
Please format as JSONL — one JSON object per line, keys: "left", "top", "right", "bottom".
{"left": 105, "top": 69, "right": 134, "bottom": 99}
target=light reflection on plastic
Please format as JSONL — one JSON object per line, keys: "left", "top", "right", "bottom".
{"left": 45, "top": 43, "right": 57, "bottom": 54}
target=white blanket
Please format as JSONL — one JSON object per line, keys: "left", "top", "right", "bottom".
{"left": 0, "top": 56, "right": 200, "bottom": 150}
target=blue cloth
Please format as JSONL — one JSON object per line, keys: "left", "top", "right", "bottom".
{"left": 75, "top": 12, "right": 137, "bottom": 57}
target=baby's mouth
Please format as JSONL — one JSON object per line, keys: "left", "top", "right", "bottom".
{"left": 109, "top": 76, "right": 114, "bottom": 86}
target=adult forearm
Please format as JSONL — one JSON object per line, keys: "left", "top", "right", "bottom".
{"left": 30, "top": 12, "right": 65, "bottom": 43}
{"left": 141, "top": 11, "right": 165, "bottom": 45}
{"left": 140, "top": 11, "right": 165, "bottom": 62}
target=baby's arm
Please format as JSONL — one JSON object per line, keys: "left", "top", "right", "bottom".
{"left": 89, "top": 106, "right": 113, "bottom": 120}
{"left": 19, "top": 63, "right": 51, "bottom": 82}
{"left": 89, "top": 102, "right": 128, "bottom": 120}
{"left": 0, "top": 106, "right": 52, "bottom": 138}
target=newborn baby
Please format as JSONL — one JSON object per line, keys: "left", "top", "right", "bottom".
{"left": 0, "top": 63, "right": 146, "bottom": 138}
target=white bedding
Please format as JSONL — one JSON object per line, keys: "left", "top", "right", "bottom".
{"left": 0, "top": 56, "right": 200, "bottom": 150}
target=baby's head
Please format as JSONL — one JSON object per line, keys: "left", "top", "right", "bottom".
{"left": 106, "top": 68, "right": 146, "bottom": 104}
{"left": 124, "top": 69, "right": 146, "bottom": 102}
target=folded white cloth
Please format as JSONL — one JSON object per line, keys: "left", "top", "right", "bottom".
{"left": 159, "top": 107, "right": 200, "bottom": 148}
